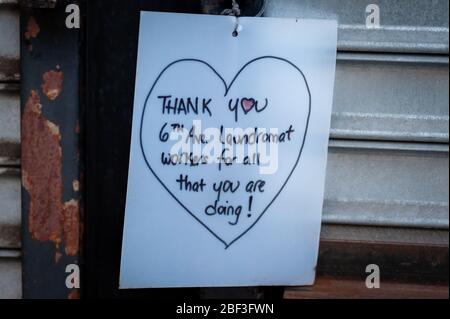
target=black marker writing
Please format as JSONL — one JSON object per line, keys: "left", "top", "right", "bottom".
{"left": 212, "top": 180, "right": 240, "bottom": 202}
{"left": 205, "top": 200, "right": 242, "bottom": 226}
{"left": 176, "top": 174, "right": 206, "bottom": 192}
{"left": 228, "top": 98, "right": 269, "bottom": 121}
{"left": 158, "top": 95, "right": 212, "bottom": 116}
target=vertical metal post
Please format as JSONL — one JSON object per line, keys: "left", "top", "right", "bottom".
{"left": 20, "top": 0, "right": 82, "bottom": 298}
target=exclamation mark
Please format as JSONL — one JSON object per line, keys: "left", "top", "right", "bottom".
{"left": 247, "top": 196, "right": 253, "bottom": 218}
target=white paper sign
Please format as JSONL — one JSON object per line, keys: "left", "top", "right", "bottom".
{"left": 120, "top": 11, "right": 337, "bottom": 288}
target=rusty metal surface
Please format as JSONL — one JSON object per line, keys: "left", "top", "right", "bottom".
{"left": 22, "top": 89, "right": 80, "bottom": 258}
{"left": 284, "top": 276, "right": 449, "bottom": 299}
{"left": 20, "top": 2, "right": 82, "bottom": 298}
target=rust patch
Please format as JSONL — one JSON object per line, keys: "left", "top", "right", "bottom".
{"left": 22, "top": 90, "right": 80, "bottom": 259}
{"left": 22, "top": 90, "right": 63, "bottom": 247}
{"left": 63, "top": 199, "right": 79, "bottom": 256}
{"left": 68, "top": 289, "right": 80, "bottom": 299}
{"left": 42, "top": 70, "right": 64, "bottom": 100}
{"left": 24, "top": 16, "right": 40, "bottom": 40}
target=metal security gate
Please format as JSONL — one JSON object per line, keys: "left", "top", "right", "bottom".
{"left": 264, "top": 0, "right": 449, "bottom": 297}
{"left": 0, "top": 0, "right": 447, "bottom": 299}
{"left": 0, "top": 0, "right": 21, "bottom": 298}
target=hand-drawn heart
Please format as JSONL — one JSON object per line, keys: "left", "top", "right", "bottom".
{"left": 140, "top": 56, "right": 311, "bottom": 248}
{"left": 241, "top": 98, "right": 256, "bottom": 113}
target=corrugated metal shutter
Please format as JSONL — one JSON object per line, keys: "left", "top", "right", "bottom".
{"left": 0, "top": 0, "right": 448, "bottom": 298}
{"left": 0, "top": 0, "right": 21, "bottom": 299}
{"left": 265, "top": 0, "right": 449, "bottom": 244}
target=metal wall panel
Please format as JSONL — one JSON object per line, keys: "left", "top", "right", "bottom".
{"left": 0, "top": 168, "right": 20, "bottom": 249}
{"left": 0, "top": 84, "right": 20, "bottom": 166}
{"left": 333, "top": 53, "right": 449, "bottom": 143}
{"left": 325, "top": 141, "right": 449, "bottom": 229}
{"left": 0, "top": 4, "right": 20, "bottom": 81}
{"left": 320, "top": 224, "right": 449, "bottom": 246}
{"left": 265, "top": 0, "right": 449, "bottom": 54}
{"left": 0, "top": 1, "right": 21, "bottom": 299}
{"left": 0, "top": 258, "right": 21, "bottom": 299}
{"left": 0, "top": 254, "right": 21, "bottom": 299}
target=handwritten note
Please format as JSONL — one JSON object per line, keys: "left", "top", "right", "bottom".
{"left": 120, "top": 12, "right": 337, "bottom": 288}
